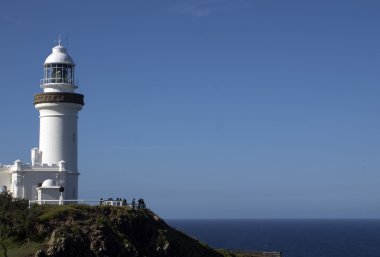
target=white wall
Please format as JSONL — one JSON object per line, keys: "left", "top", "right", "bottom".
{"left": 36, "top": 102, "right": 82, "bottom": 172}
{"left": 0, "top": 172, "right": 11, "bottom": 192}
{"left": 0, "top": 168, "right": 78, "bottom": 201}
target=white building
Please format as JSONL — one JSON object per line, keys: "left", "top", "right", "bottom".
{"left": 0, "top": 41, "right": 84, "bottom": 203}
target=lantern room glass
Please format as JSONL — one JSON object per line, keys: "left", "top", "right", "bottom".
{"left": 44, "top": 63, "right": 74, "bottom": 84}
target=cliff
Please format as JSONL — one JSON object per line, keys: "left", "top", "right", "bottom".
{"left": 2, "top": 204, "right": 219, "bottom": 257}
{"left": 0, "top": 193, "right": 280, "bottom": 257}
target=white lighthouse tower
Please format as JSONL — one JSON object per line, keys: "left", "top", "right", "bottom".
{"left": 0, "top": 40, "right": 85, "bottom": 202}
{"left": 33, "top": 40, "right": 84, "bottom": 199}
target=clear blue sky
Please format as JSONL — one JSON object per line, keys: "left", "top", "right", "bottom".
{"left": 1, "top": 0, "right": 380, "bottom": 218}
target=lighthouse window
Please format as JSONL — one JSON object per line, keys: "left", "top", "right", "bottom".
{"left": 44, "top": 63, "right": 74, "bottom": 84}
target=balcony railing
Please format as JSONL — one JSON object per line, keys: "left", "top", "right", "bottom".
{"left": 40, "top": 78, "right": 78, "bottom": 86}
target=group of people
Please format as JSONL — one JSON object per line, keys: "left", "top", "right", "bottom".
{"left": 99, "top": 197, "right": 146, "bottom": 209}
{"left": 132, "top": 198, "right": 146, "bottom": 209}
{"left": 99, "top": 197, "right": 128, "bottom": 206}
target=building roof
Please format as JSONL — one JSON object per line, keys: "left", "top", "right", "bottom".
{"left": 44, "top": 45, "right": 75, "bottom": 65}
{"left": 41, "top": 179, "right": 56, "bottom": 187}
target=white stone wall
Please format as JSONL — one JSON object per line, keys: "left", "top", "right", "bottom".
{"left": 63, "top": 172, "right": 79, "bottom": 199}
{"left": 0, "top": 171, "right": 11, "bottom": 193}
{"left": 37, "top": 187, "right": 61, "bottom": 204}
{"left": 0, "top": 164, "right": 78, "bottom": 201}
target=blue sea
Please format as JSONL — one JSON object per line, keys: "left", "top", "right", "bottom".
{"left": 166, "top": 219, "right": 380, "bottom": 257}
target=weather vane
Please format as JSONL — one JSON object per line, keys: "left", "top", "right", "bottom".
{"left": 55, "top": 34, "right": 62, "bottom": 46}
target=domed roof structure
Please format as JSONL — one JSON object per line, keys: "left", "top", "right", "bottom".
{"left": 41, "top": 179, "right": 56, "bottom": 187}
{"left": 44, "top": 45, "right": 75, "bottom": 65}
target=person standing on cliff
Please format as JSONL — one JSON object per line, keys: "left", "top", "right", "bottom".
{"left": 132, "top": 198, "right": 136, "bottom": 209}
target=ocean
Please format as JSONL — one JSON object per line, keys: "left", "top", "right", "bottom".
{"left": 166, "top": 219, "right": 380, "bottom": 257}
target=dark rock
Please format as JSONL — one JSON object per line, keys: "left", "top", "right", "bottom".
{"left": 31, "top": 206, "right": 224, "bottom": 257}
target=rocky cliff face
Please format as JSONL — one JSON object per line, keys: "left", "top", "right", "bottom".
{"left": 31, "top": 205, "right": 225, "bottom": 257}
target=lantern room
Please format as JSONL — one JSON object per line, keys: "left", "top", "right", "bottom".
{"left": 40, "top": 43, "right": 77, "bottom": 92}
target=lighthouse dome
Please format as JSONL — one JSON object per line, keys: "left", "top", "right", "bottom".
{"left": 41, "top": 179, "right": 55, "bottom": 187}
{"left": 44, "top": 45, "right": 75, "bottom": 65}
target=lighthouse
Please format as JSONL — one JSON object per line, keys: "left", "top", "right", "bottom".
{"left": 0, "top": 40, "right": 85, "bottom": 202}
{"left": 34, "top": 41, "right": 84, "bottom": 172}
{"left": 33, "top": 40, "right": 84, "bottom": 199}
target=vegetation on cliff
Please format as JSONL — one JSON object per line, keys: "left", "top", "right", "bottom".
{"left": 0, "top": 192, "right": 280, "bottom": 257}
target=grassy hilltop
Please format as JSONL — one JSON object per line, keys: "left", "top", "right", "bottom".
{"left": 0, "top": 192, "right": 280, "bottom": 257}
